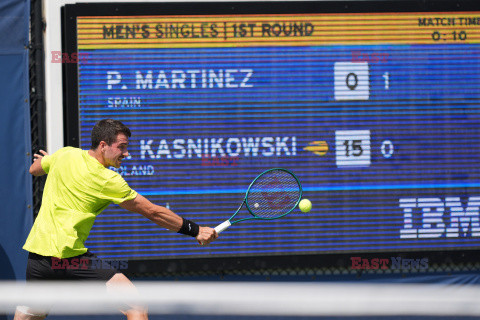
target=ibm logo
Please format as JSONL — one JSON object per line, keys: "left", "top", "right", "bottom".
{"left": 399, "top": 197, "right": 480, "bottom": 239}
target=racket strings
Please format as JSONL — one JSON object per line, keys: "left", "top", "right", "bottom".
{"left": 246, "top": 169, "right": 301, "bottom": 219}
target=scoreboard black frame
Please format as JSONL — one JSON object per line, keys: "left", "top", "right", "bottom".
{"left": 62, "top": 0, "right": 480, "bottom": 276}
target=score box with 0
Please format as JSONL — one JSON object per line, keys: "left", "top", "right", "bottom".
{"left": 334, "top": 61, "right": 390, "bottom": 101}
{"left": 335, "top": 130, "right": 394, "bottom": 168}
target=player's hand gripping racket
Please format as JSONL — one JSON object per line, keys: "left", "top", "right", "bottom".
{"left": 215, "top": 168, "right": 303, "bottom": 234}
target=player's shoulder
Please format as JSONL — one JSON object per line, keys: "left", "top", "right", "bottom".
{"left": 102, "top": 168, "right": 131, "bottom": 190}
{"left": 42, "top": 147, "right": 83, "bottom": 172}
{"left": 54, "top": 146, "right": 81, "bottom": 156}
{"left": 99, "top": 165, "right": 125, "bottom": 182}
{"left": 46, "top": 146, "right": 81, "bottom": 162}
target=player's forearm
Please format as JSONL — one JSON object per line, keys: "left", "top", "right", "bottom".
{"left": 147, "top": 205, "right": 183, "bottom": 232}
{"left": 120, "top": 194, "right": 201, "bottom": 237}
{"left": 120, "top": 194, "right": 183, "bottom": 232}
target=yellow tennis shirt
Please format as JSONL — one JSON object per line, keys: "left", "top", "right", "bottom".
{"left": 23, "top": 147, "right": 138, "bottom": 258}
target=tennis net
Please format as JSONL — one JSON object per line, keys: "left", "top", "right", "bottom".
{"left": 2, "top": 281, "right": 480, "bottom": 319}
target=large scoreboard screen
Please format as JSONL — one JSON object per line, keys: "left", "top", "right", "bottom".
{"left": 62, "top": 1, "right": 480, "bottom": 262}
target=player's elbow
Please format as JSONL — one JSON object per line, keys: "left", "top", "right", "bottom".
{"left": 29, "top": 165, "right": 38, "bottom": 176}
{"left": 29, "top": 164, "right": 45, "bottom": 176}
{"left": 30, "top": 171, "right": 44, "bottom": 177}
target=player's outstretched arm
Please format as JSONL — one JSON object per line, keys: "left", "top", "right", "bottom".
{"left": 119, "top": 194, "right": 217, "bottom": 245}
{"left": 29, "top": 150, "right": 48, "bottom": 176}
{"left": 120, "top": 194, "right": 182, "bottom": 231}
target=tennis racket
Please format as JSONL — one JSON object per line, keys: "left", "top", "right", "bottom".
{"left": 215, "top": 168, "right": 303, "bottom": 234}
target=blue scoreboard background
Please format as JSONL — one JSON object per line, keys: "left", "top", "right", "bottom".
{"left": 63, "top": 1, "right": 480, "bottom": 261}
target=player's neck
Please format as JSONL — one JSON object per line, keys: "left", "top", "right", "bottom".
{"left": 88, "top": 149, "right": 107, "bottom": 167}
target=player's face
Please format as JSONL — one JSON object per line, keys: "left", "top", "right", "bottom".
{"left": 103, "top": 133, "right": 129, "bottom": 168}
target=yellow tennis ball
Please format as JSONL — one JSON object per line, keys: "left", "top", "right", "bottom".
{"left": 299, "top": 199, "right": 312, "bottom": 213}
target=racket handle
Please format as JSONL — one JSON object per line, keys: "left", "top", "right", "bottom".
{"left": 214, "top": 220, "right": 231, "bottom": 234}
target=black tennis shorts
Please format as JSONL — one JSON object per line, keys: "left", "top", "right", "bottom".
{"left": 26, "top": 251, "right": 119, "bottom": 281}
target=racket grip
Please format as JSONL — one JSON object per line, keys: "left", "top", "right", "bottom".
{"left": 214, "top": 220, "right": 231, "bottom": 234}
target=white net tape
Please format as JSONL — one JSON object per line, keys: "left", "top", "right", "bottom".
{"left": 2, "top": 281, "right": 480, "bottom": 316}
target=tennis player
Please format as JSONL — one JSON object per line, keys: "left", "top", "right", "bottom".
{"left": 15, "top": 119, "right": 218, "bottom": 320}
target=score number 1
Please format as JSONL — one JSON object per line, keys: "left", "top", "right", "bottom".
{"left": 383, "top": 72, "right": 389, "bottom": 90}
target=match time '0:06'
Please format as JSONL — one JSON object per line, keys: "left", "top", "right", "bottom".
{"left": 431, "top": 30, "right": 467, "bottom": 41}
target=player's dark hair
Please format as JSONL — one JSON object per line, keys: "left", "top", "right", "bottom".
{"left": 90, "top": 119, "right": 131, "bottom": 149}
